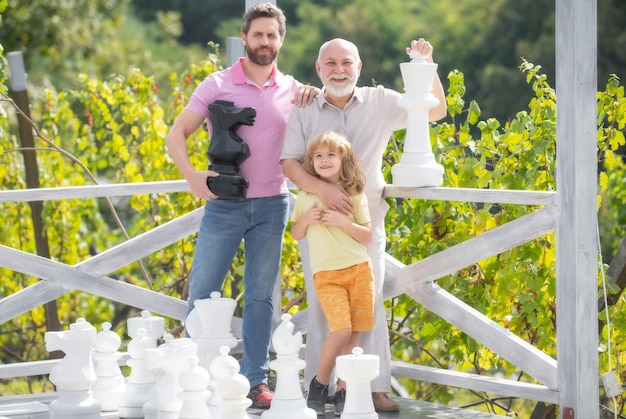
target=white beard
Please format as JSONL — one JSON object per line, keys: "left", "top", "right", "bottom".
{"left": 323, "top": 74, "right": 359, "bottom": 97}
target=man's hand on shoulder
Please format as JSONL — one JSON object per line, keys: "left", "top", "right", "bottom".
{"left": 292, "top": 85, "right": 320, "bottom": 107}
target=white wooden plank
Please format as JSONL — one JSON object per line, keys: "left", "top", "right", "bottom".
{"left": 0, "top": 180, "right": 189, "bottom": 203}
{"left": 384, "top": 207, "right": 556, "bottom": 298}
{"left": 384, "top": 186, "right": 557, "bottom": 206}
{"left": 383, "top": 253, "right": 558, "bottom": 390}
{"left": 0, "top": 245, "right": 187, "bottom": 320}
{"left": 555, "top": 0, "right": 599, "bottom": 415}
{"left": 391, "top": 362, "right": 559, "bottom": 404}
{"left": 76, "top": 208, "right": 203, "bottom": 275}
{"left": 408, "top": 283, "right": 558, "bottom": 389}
{"left": 0, "top": 281, "right": 68, "bottom": 324}
{"left": 0, "top": 354, "right": 131, "bottom": 380}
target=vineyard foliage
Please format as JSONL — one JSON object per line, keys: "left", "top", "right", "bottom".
{"left": 2, "top": 1, "right": 626, "bottom": 414}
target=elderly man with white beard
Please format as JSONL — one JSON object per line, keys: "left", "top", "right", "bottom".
{"left": 281, "top": 37, "right": 446, "bottom": 413}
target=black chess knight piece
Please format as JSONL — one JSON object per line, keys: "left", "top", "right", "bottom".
{"left": 206, "top": 100, "right": 256, "bottom": 200}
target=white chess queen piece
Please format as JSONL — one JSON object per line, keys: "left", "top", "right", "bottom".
{"left": 118, "top": 327, "right": 158, "bottom": 418}
{"left": 92, "top": 321, "right": 126, "bottom": 412}
{"left": 391, "top": 49, "right": 444, "bottom": 187}
{"left": 217, "top": 364, "right": 252, "bottom": 419}
{"left": 262, "top": 313, "right": 316, "bottom": 419}
{"left": 45, "top": 318, "right": 101, "bottom": 418}
{"left": 208, "top": 346, "right": 241, "bottom": 418}
{"left": 178, "top": 356, "right": 212, "bottom": 419}
{"left": 186, "top": 291, "right": 238, "bottom": 371}
{"left": 335, "top": 347, "right": 380, "bottom": 419}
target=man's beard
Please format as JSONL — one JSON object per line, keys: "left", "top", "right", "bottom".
{"left": 323, "top": 74, "right": 359, "bottom": 97}
{"left": 245, "top": 45, "right": 277, "bottom": 66}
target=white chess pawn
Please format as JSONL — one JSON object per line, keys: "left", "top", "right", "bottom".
{"left": 186, "top": 291, "right": 238, "bottom": 371}
{"left": 335, "top": 347, "right": 380, "bottom": 419}
{"left": 143, "top": 336, "right": 198, "bottom": 419}
{"left": 262, "top": 314, "right": 316, "bottom": 419}
{"left": 208, "top": 346, "right": 241, "bottom": 418}
{"left": 118, "top": 327, "right": 157, "bottom": 418}
{"left": 45, "top": 318, "right": 101, "bottom": 419}
{"left": 92, "top": 321, "right": 126, "bottom": 411}
{"left": 178, "top": 356, "right": 212, "bottom": 419}
{"left": 127, "top": 310, "right": 165, "bottom": 343}
{"left": 217, "top": 364, "right": 251, "bottom": 419}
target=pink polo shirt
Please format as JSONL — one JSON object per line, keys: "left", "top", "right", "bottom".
{"left": 186, "top": 58, "right": 301, "bottom": 198}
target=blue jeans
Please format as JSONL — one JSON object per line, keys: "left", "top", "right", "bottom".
{"left": 186, "top": 194, "right": 289, "bottom": 387}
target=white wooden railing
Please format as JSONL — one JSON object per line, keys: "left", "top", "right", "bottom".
{"left": 0, "top": 181, "right": 560, "bottom": 404}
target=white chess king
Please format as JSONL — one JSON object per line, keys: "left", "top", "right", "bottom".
{"left": 391, "top": 50, "right": 444, "bottom": 187}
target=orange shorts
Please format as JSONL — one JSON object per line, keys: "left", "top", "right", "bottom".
{"left": 313, "top": 261, "right": 375, "bottom": 333}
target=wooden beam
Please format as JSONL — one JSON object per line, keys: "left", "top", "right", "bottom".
{"left": 0, "top": 281, "right": 68, "bottom": 324}
{"left": 384, "top": 186, "right": 556, "bottom": 206}
{"left": 75, "top": 208, "right": 203, "bottom": 275}
{"left": 391, "top": 362, "right": 559, "bottom": 404}
{"left": 0, "top": 180, "right": 189, "bottom": 203}
{"left": 0, "top": 245, "right": 187, "bottom": 320}
{"left": 555, "top": 0, "right": 599, "bottom": 416}
{"left": 408, "top": 282, "right": 558, "bottom": 389}
{"left": 384, "top": 207, "right": 556, "bottom": 298}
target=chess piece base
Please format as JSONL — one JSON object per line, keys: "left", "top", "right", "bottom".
{"left": 392, "top": 152, "right": 444, "bottom": 187}
{"left": 118, "top": 382, "right": 154, "bottom": 418}
{"left": 262, "top": 398, "right": 317, "bottom": 419}
{"left": 48, "top": 390, "right": 101, "bottom": 419}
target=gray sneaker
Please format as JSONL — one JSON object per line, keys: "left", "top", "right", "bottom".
{"left": 307, "top": 377, "right": 328, "bottom": 416}
{"left": 334, "top": 388, "right": 346, "bottom": 416}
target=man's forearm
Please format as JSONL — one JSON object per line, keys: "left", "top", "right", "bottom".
{"left": 282, "top": 158, "right": 322, "bottom": 194}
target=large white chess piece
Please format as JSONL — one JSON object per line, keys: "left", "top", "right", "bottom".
{"left": 263, "top": 314, "right": 316, "bottom": 419}
{"left": 391, "top": 50, "right": 444, "bottom": 187}
{"left": 208, "top": 346, "right": 241, "bottom": 418}
{"left": 143, "top": 336, "right": 199, "bottom": 419}
{"left": 178, "top": 356, "right": 212, "bottom": 419}
{"left": 186, "top": 291, "right": 238, "bottom": 372}
{"left": 217, "top": 363, "right": 251, "bottom": 419}
{"left": 118, "top": 310, "right": 164, "bottom": 418}
{"left": 335, "top": 347, "right": 380, "bottom": 419}
{"left": 44, "top": 318, "right": 101, "bottom": 419}
{"left": 92, "top": 321, "right": 126, "bottom": 411}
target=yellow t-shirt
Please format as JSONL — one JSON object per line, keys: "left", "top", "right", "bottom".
{"left": 291, "top": 190, "right": 371, "bottom": 275}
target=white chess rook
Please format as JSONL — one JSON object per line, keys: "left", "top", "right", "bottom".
{"left": 263, "top": 314, "right": 316, "bottom": 419}
{"left": 44, "top": 318, "right": 101, "bottom": 419}
{"left": 119, "top": 310, "right": 165, "bottom": 418}
{"left": 336, "top": 347, "right": 379, "bottom": 419}
{"left": 391, "top": 50, "right": 444, "bottom": 187}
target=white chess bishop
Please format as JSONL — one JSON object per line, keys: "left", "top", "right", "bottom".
{"left": 262, "top": 313, "right": 316, "bottom": 419}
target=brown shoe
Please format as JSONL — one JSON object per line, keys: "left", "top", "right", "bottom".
{"left": 372, "top": 392, "right": 399, "bottom": 412}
